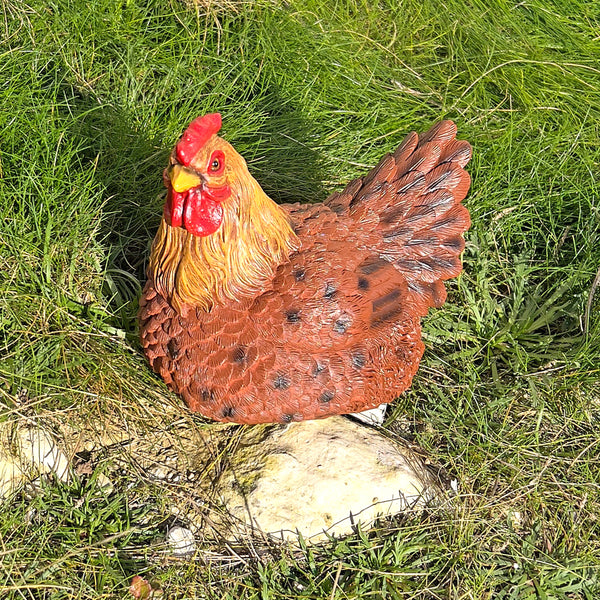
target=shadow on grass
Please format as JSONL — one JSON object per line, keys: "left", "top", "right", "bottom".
{"left": 61, "top": 85, "right": 328, "bottom": 332}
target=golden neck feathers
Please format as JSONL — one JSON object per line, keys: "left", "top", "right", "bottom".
{"left": 148, "top": 169, "right": 299, "bottom": 313}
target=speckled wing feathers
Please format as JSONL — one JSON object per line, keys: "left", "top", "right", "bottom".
{"left": 140, "top": 120, "right": 471, "bottom": 424}
{"left": 326, "top": 120, "right": 471, "bottom": 315}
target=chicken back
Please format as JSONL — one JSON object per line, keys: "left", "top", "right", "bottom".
{"left": 140, "top": 116, "right": 471, "bottom": 424}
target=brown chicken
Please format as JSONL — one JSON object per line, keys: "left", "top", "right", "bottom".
{"left": 140, "top": 114, "right": 471, "bottom": 424}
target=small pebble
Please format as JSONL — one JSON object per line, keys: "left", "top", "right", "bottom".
{"left": 166, "top": 526, "right": 196, "bottom": 556}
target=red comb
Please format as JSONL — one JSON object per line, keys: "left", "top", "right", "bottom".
{"left": 176, "top": 113, "right": 222, "bottom": 166}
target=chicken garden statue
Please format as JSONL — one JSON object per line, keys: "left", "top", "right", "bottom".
{"left": 140, "top": 113, "right": 471, "bottom": 425}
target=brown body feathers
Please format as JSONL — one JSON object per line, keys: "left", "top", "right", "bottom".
{"left": 140, "top": 120, "right": 471, "bottom": 424}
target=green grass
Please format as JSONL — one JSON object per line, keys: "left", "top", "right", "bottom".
{"left": 1, "top": 0, "right": 600, "bottom": 597}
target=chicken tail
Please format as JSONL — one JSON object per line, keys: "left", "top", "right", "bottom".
{"left": 327, "top": 121, "right": 471, "bottom": 316}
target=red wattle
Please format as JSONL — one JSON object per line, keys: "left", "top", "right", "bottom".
{"left": 164, "top": 187, "right": 184, "bottom": 228}
{"left": 164, "top": 184, "right": 229, "bottom": 236}
{"left": 183, "top": 187, "right": 224, "bottom": 236}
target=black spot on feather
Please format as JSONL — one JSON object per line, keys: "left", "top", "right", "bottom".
{"left": 437, "top": 255, "right": 459, "bottom": 270}
{"left": 350, "top": 182, "right": 384, "bottom": 208}
{"left": 427, "top": 169, "right": 452, "bottom": 191}
{"left": 333, "top": 313, "right": 352, "bottom": 334}
{"left": 382, "top": 225, "right": 413, "bottom": 241}
{"left": 405, "top": 234, "right": 439, "bottom": 246}
{"left": 396, "top": 258, "right": 433, "bottom": 273}
{"left": 405, "top": 204, "right": 435, "bottom": 224}
{"left": 285, "top": 309, "right": 301, "bottom": 323}
{"left": 273, "top": 373, "right": 291, "bottom": 390}
{"left": 324, "top": 282, "right": 337, "bottom": 299}
{"left": 221, "top": 406, "right": 234, "bottom": 418}
{"left": 418, "top": 255, "right": 459, "bottom": 272}
{"left": 281, "top": 413, "right": 294, "bottom": 423}
{"left": 430, "top": 213, "right": 460, "bottom": 231}
{"left": 351, "top": 350, "right": 366, "bottom": 369}
{"left": 358, "top": 277, "right": 369, "bottom": 290}
{"left": 371, "top": 289, "right": 404, "bottom": 327}
{"left": 232, "top": 345, "right": 247, "bottom": 364}
{"left": 294, "top": 268, "right": 306, "bottom": 281}
{"left": 334, "top": 320, "right": 348, "bottom": 334}
{"left": 201, "top": 389, "right": 215, "bottom": 402}
{"left": 398, "top": 173, "right": 425, "bottom": 193}
{"left": 380, "top": 205, "right": 405, "bottom": 225}
{"left": 319, "top": 390, "right": 335, "bottom": 403}
{"left": 166, "top": 339, "right": 179, "bottom": 360}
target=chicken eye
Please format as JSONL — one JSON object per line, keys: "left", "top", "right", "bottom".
{"left": 208, "top": 150, "right": 225, "bottom": 176}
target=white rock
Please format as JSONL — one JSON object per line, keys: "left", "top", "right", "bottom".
{"left": 0, "top": 423, "right": 71, "bottom": 497}
{"left": 166, "top": 526, "right": 196, "bottom": 556}
{"left": 95, "top": 473, "right": 114, "bottom": 495}
{"left": 0, "top": 453, "right": 23, "bottom": 498}
{"left": 350, "top": 403, "right": 388, "bottom": 426}
{"left": 5, "top": 413, "right": 443, "bottom": 546}
{"left": 219, "top": 416, "right": 441, "bottom": 542}
{"left": 18, "top": 427, "right": 70, "bottom": 482}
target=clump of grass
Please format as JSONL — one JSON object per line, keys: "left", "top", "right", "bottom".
{"left": 1, "top": 0, "right": 600, "bottom": 598}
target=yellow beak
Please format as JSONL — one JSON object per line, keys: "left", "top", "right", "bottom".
{"left": 170, "top": 164, "right": 203, "bottom": 193}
